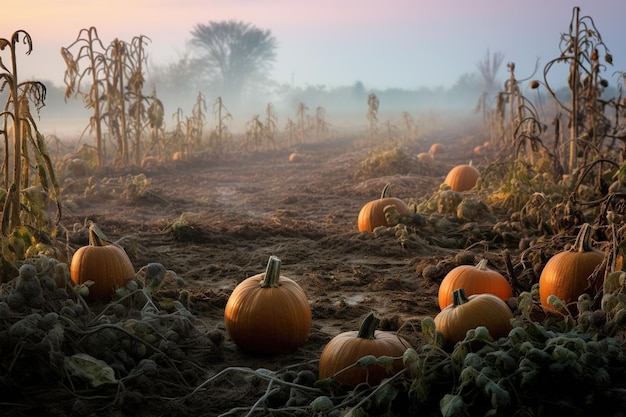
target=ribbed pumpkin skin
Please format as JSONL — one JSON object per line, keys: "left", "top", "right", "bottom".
{"left": 319, "top": 329, "right": 409, "bottom": 387}
{"left": 434, "top": 291, "right": 513, "bottom": 346}
{"left": 70, "top": 245, "right": 135, "bottom": 301}
{"left": 224, "top": 274, "right": 312, "bottom": 355}
{"left": 444, "top": 164, "right": 480, "bottom": 192}
{"left": 438, "top": 260, "right": 513, "bottom": 310}
{"left": 358, "top": 198, "right": 409, "bottom": 232}
{"left": 539, "top": 250, "right": 604, "bottom": 312}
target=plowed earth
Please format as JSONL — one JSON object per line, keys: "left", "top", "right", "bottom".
{"left": 4, "top": 125, "right": 515, "bottom": 416}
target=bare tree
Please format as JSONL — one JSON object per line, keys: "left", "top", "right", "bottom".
{"left": 475, "top": 49, "right": 505, "bottom": 121}
{"left": 190, "top": 21, "right": 277, "bottom": 108}
{"left": 477, "top": 49, "right": 505, "bottom": 94}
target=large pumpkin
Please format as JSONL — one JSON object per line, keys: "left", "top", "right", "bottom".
{"left": 438, "top": 259, "right": 512, "bottom": 310}
{"left": 70, "top": 223, "right": 135, "bottom": 302}
{"left": 319, "top": 312, "right": 410, "bottom": 387}
{"left": 443, "top": 164, "right": 480, "bottom": 192}
{"left": 224, "top": 255, "right": 312, "bottom": 354}
{"left": 539, "top": 223, "right": 605, "bottom": 314}
{"left": 358, "top": 183, "right": 409, "bottom": 232}
{"left": 434, "top": 288, "right": 513, "bottom": 346}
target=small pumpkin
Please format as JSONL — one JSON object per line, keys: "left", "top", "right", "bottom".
{"left": 358, "top": 183, "right": 409, "bottom": 232}
{"left": 438, "top": 259, "right": 512, "bottom": 310}
{"left": 443, "top": 163, "right": 480, "bottom": 192}
{"left": 289, "top": 152, "right": 303, "bottom": 162}
{"left": 434, "top": 288, "right": 513, "bottom": 346}
{"left": 429, "top": 143, "right": 445, "bottom": 154}
{"left": 417, "top": 152, "right": 434, "bottom": 163}
{"left": 319, "top": 312, "right": 410, "bottom": 387}
{"left": 539, "top": 223, "right": 605, "bottom": 314}
{"left": 224, "top": 255, "right": 312, "bottom": 355}
{"left": 70, "top": 223, "right": 135, "bottom": 302}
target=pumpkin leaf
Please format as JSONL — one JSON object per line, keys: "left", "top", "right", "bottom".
{"left": 374, "top": 381, "right": 399, "bottom": 407}
{"left": 356, "top": 354, "right": 379, "bottom": 367}
{"left": 440, "top": 394, "right": 466, "bottom": 417}
{"left": 64, "top": 353, "right": 117, "bottom": 387}
{"left": 421, "top": 317, "right": 438, "bottom": 345}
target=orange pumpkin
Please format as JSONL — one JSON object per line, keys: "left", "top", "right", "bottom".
{"left": 319, "top": 312, "right": 410, "bottom": 387}
{"left": 358, "top": 183, "right": 409, "bottom": 232}
{"left": 224, "top": 256, "right": 312, "bottom": 354}
{"left": 429, "top": 143, "right": 445, "bottom": 154}
{"left": 289, "top": 152, "right": 303, "bottom": 162}
{"left": 443, "top": 163, "right": 480, "bottom": 192}
{"left": 434, "top": 288, "right": 513, "bottom": 346}
{"left": 70, "top": 223, "right": 135, "bottom": 302}
{"left": 539, "top": 223, "right": 605, "bottom": 314}
{"left": 438, "top": 259, "right": 512, "bottom": 310}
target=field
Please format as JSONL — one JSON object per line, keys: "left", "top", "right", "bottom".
{"left": 0, "top": 122, "right": 499, "bottom": 415}
{"left": 3, "top": 10, "right": 626, "bottom": 414}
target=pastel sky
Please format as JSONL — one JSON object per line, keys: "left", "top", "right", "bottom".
{"left": 3, "top": 0, "right": 624, "bottom": 90}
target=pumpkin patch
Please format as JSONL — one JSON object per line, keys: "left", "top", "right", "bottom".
{"left": 4, "top": 8, "right": 626, "bottom": 416}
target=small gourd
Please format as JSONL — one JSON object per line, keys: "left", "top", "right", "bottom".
{"left": 224, "top": 255, "right": 312, "bottom": 354}
{"left": 539, "top": 223, "right": 605, "bottom": 314}
{"left": 438, "top": 259, "right": 512, "bottom": 310}
{"left": 358, "top": 183, "right": 409, "bottom": 232}
{"left": 434, "top": 288, "right": 513, "bottom": 346}
{"left": 319, "top": 312, "right": 410, "bottom": 387}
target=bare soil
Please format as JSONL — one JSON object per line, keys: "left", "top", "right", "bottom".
{"left": 4, "top": 126, "right": 504, "bottom": 416}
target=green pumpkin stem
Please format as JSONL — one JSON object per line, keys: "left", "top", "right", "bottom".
{"left": 260, "top": 255, "right": 282, "bottom": 288}
{"left": 357, "top": 312, "right": 380, "bottom": 339}
{"left": 572, "top": 223, "right": 593, "bottom": 253}
{"left": 88, "top": 223, "right": 111, "bottom": 247}
{"left": 380, "top": 183, "right": 391, "bottom": 199}
{"left": 452, "top": 288, "right": 470, "bottom": 307}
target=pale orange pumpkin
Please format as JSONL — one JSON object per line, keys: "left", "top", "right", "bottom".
{"left": 357, "top": 183, "right": 409, "bottom": 232}
{"left": 289, "top": 152, "right": 303, "bottom": 162}
{"left": 438, "top": 259, "right": 513, "bottom": 310}
{"left": 443, "top": 163, "right": 480, "bottom": 192}
{"left": 319, "top": 312, "right": 410, "bottom": 387}
{"left": 434, "top": 288, "right": 513, "bottom": 346}
{"left": 539, "top": 223, "right": 605, "bottom": 314}
{"left": 417, "top": 152, "right": 434, "bottom": 163}
{"left": 429, "top": 143, "right": 445, "bottom": 155}
{"left": 224, "top": 256, "right": 312, "bottom": 354}
{"left": 70, "top": 223, "right": 135, "bottom": 302}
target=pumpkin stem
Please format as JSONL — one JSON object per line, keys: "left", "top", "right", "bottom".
{"left": 452, "top": 288, "right": 470, "bottom": 307}
{"left": 571, "top": 223, "right": 594, "bottom": 253}
{"left": 88, "top": 223, "right": 112, "bottom": 247}
{"left": 357, "top": 312, "right": 380, "bottom": 339}
{"left": 260, "top": 255, "right": 282, "bottom": 288}
{"left": 380, "top": 183, "right": 392, "bottom": 199}
{"left": 475, "top": 258, "right": 489, "bottom": 270}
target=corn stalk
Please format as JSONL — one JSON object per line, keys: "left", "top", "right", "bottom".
{"left": 0, "top": 30, "right": 60, "bottom": 237}
{"left": 62, "top": 27, "right": 107, "bottom": 169}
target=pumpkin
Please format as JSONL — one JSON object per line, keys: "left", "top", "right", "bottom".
{"left": 443, "top": 163, "right": 480, "bottom": 192}
{"left": 289, "top": 152, "right": 303, "bottom": 162}
{"left": 70, "top": 223, "right": 135, "bottom": 302}
{"left": 224, "top": 255, "right": 312, "bottom": 354}
{"left": 357, "top": 183, "right": 409, "bottom": 232}
{"left": 438, "top": 259, "right": 513, "bottom": 310}
{"left": 434, "top": 288, "right": 513, "bottom": 346}
{"left": 319, "top": 312, "right": 410, "bottom": 387}
{"left": 417, "top": 152, "right": 434, "bottom": 163}
{"left": 539, "top": 223, "right": 605, "bottom": 314}
{"left": 172, "top": 151, "right": 186, "bottom": 161}
{"left": 429, "top": 143, "right": 445, "bottom": 154}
